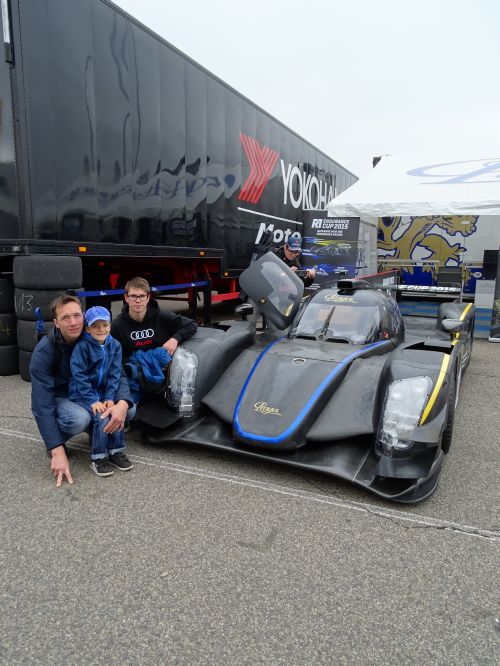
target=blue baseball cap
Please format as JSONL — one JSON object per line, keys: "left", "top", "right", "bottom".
{"left": 85, "top": 306, "right": 111, "bottom": 327}
{"left": 286, "top": 232, "right": 302, "bottom": 252}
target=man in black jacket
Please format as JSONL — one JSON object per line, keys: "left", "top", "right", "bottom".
{"left": 275, "top": 232, "right": 316, "bottom": 287}
{"left": 111, "top": 276, "right": 197, "bottom": 364}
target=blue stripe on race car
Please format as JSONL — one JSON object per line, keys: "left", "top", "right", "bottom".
{"left": 234, "top": 339, "right": 389, "bottom": 444}
{"left": 233, "top": 335, "right": 284, "bottom": 416}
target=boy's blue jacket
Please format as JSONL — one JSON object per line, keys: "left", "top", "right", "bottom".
{"left": 124, "top": 347, "right": 171, "bottom": 403}
{"left": 69, "top": 332, "right": 123, "bottom": 409}
{"left": 30, "top": 329, "right": 132, "bottom": 451}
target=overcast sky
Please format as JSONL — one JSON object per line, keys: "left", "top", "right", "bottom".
{"left": 114, "top": 0, "right": 500, "bottom": 179}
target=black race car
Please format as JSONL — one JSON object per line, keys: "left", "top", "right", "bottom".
{"left": 141, "top": 252, "right": 475, "bottom": 503}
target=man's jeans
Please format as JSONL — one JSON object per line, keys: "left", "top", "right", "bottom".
{"left": 55, "top": 398, "right": 136, "bottom": 459}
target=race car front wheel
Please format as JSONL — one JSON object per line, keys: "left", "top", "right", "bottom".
{"left": 464, "top": 317, "right": 475, "bottom": 369}
{"left": 441, "top": 375, "right": 456, "bottom": 455}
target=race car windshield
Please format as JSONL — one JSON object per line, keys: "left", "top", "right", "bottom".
{"left": 293, "top": 301, "right": 382, "bottom": 344}
{"left": 259, "top": 259, "right": 302, "bottom": 318}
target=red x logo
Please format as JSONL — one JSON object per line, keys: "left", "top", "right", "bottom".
{"left": 238, "top": 133, "right": 279, "bottom": 204}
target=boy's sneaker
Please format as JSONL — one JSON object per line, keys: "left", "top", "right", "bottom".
{"left": 90, "top": 458, "right": 114, "bottom": 477}
{"left": 109, "top": 452, "right": 134, "bottom": 471}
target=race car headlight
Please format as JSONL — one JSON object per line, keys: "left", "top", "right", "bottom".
{"left": 377, "top": 376, "right": 433, "bottom": 456}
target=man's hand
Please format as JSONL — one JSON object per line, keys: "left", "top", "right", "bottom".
{"left": 163, "top": 338, "right": 179, "bottom": 356}
{"left": 102, "top": 399, "right": 128, "bottom": 434}
{"left": 290, "top": 266, "right": 299, "bottom": 272}
{"left": 50, "top": 445, "right": 73, "bottom": 487}
{"left": 91, "top": 401, "right": 106, "bottom": 415}
{"left": 306, "top": 268, "right": 316, "bottom": 279}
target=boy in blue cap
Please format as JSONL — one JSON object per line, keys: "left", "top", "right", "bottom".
{"left": 69, "top": 306, "right": 133, "bottom": 477}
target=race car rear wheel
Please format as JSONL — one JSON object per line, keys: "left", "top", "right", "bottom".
{"left": 441, "top": 376, "right": 456, "bottom": 455}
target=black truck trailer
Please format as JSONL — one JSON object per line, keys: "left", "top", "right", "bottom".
{"left": 0, "top": 0, "right": 356, "bottom": 376}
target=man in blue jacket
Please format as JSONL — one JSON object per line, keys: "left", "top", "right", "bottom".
{"left": 30, "top": 295, "right": 135, "bottom": 487}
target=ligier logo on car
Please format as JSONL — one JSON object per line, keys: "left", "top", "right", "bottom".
{"left": 253, "top": 401, "right": 283, "bottom": 416}
{"left": 325, "top": 294, "right": 356, "bottom": 303}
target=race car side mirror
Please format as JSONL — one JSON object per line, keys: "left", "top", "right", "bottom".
{"left": 440, "top": 318, "right": 464, "bottom": 334}
{"left": 235, "top": 303, "right": 254, "bottom": 320}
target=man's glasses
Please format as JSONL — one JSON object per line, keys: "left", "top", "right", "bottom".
{"left": 58, "top": 313, "right": 83, "bottom": 323}
{"left": 126, "top": 294, "right": 148, "bottom": 302}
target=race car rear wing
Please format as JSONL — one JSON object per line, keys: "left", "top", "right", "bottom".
{"left": 391, "top": 283, "right": 464, "bottom": 303}
{"left": 339, "top": 270, "right": 400, "bottom": 292}
{"left": 393, "top": 285, "right": 461, "bottom": 295}
{"left": 339, "top": 270, "right": 464, "bottom": 301}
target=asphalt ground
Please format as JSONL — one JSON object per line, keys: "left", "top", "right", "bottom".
{"left": 0, "top": 320, "right": 499, "bottom": 664}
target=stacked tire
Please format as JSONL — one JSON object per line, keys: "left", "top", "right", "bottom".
{"left": 0, "top": 275, "right": 19, "bottom": 376}
{"left": 13, "top": 256, "right": 83, "bottom": 381}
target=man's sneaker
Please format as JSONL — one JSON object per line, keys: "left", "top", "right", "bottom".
{"left": 109, "top": 452, "right": 134, "bottom": 471}
{"left": 90, "top": 458, "right": 114, "bottom": 477}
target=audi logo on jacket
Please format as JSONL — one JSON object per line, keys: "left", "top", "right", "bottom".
{"left": 110, "top": 299, "right": 197, "bottom": 361}
{"left": 130, "top": 329, "right": 154, "bottom": 341}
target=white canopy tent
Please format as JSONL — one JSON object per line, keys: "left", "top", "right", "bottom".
{"left": 328, "top": 152, "right": 500, "bottom": 220}
{"left": 327, "top": 153, "right": 500, "bottom": 274}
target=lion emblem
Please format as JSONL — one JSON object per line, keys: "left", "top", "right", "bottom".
{"left": 378, "top": 215, "right": 478, "bottom": 275}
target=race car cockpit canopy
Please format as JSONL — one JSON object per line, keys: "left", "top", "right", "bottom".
{"left": 239, "top": 251, "right": 305, "bottom": 330}
{"left": 291, "top": 288, "right": 383, "bottom": 344}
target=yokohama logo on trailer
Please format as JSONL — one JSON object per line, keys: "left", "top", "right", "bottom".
{"left": 238, "top": 133, "right": 336, "bottom": 209}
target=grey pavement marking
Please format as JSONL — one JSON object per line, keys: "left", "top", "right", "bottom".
{"left": 2, "top": 426, "right": 498, "bottom": 543}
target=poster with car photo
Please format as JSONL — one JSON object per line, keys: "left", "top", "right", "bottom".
{"left": 301, "top": 212, "right": 360, "bottom": 289}
{"left": 489, "top": 247, "right": 500, "bottom": 342}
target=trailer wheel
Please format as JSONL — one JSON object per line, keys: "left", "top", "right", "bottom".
{"left": 14, "top": 288, "right": 69, "bottom": 321}
{"left": 0, "top": 313, "right": 17, "bottom": 346}
{"left": 13, "top": 256, "right": 83, "bottom": 289}
{"left": 0, "top": 345, "right": 19, "bottom": 376}
{"left": 18, "top": 349, "right": 32, "bottom": 382}
{"left": 0, "top": 277, "right": 14, "bottom": 313}
{"left": 17, "top": 319, "right": 55, "bottom": 351}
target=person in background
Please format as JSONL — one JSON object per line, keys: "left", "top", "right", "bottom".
{"left": 30, "top": 295, "right": 135, "bottom": 487}
{"left": 111, "top": 277, "right": 197, "bottom": 391}
{"left": 69, "top": 306, "right": 133, "bottom": 477}
{"left": 275, "top": 232, "right": 316, "bottom": 287}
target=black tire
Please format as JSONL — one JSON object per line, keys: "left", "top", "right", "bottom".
{"left": 14, "top": 288, "right": 85, "bottom": 321}
{"left": 0, "top": 277, "right": 14, "bottom": 313}
{"left": 13, "top": 256, "right": 83, "bottom": 289}
{"left": 441, "top": 376, "right": 456, "bottom": 455}
{"left": 0, "top": 344, "right": 19, "bottom": 376}
{"left": 0, "top": 313, "right": 17, "bottom": 346}
{"left": 17, "top": 319, "right": 55, "bottom": 352}
{"left": 19, "top": 349, "right": 32, "bottom": 382}
{"left": 15, "top": 288, "right": 66, "bottom": 321}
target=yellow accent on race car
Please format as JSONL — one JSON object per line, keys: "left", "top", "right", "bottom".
{"left": 451, "top": 302, "right": 473, "bottom": 346}
{"left": 459, "top": 303, "right": 473, "bottom": 320}
{"left": 420, "top": 354, "right": 450, "bottom": 425}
